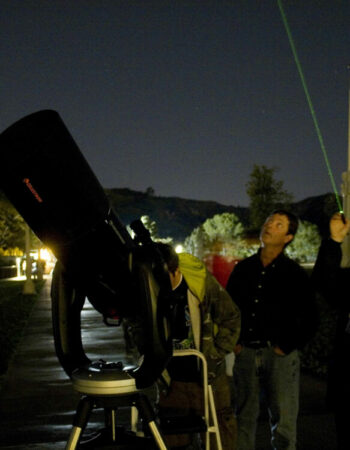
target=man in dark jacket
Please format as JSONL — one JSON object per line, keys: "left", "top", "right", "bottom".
{"left": 312, "top": 212, "right": 350, "bottom": 450}
{"left": 226, "top": 210, "right": 316, "bottom": 450}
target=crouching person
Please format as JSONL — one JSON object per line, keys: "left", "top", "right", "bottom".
{"left": 156, "top": 243, "right": 241, "bottom": 450}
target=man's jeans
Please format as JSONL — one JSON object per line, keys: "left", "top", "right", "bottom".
{"left": 234, "top": 346, "right": 300, "bottom": 450}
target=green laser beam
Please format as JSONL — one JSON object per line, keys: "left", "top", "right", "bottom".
{"left": 277, "top": 0, "right": 343, "bottom": 214}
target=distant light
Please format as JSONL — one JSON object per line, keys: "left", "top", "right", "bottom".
{"left": 39, "top": 248, "right": 51, "bottom": 261}
{"left": 175, "top": 245, "right": 184, "bottom": 254}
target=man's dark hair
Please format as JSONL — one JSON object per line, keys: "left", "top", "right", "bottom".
{"left": 156, "top": 243, "right": 179, "bottom": 274}
{"left": 270, "top": 209, "right": 299, "bottom": 245}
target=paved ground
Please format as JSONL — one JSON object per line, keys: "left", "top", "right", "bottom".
{"left": 0, "top": 277, "right": 337, "bottom": 449}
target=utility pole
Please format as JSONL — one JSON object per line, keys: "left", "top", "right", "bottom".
{"left": 22, "top": 223, "right": 36, "bottom": 294}
{"left": 341, "top": 65, "right": 350, "bottom": 267}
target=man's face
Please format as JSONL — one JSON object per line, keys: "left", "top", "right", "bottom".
{"left": 260, "top": 213, "right": 293, "bottom": 248}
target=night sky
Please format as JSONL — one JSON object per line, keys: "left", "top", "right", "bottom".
{"left": 1, "top": 0, "right": 349, "bottom": 206}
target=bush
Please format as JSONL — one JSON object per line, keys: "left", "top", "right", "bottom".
{"left": 286, "top": 220, "right": 321, "bottom": 263}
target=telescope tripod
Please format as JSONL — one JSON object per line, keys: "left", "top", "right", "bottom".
{"left": 66, "top": 361, "right": 166, "bottom": 450}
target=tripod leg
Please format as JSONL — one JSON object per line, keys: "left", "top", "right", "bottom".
{"left": 66, "top": 396, "right": 93, "bottom": 450}
{"left": 131, "top": 405, "right": 139, "bottom": 434}
{"left": 66, "top": 427, "right": 82, "bottom": 450}
{"left": 136, "top": 393, "right": 167, "bottom": 450}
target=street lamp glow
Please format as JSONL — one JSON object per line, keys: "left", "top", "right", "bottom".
{"left": 22, "top": 223, "right": 36, "bottom": 295}
{"left": 39, "top": 248, "right": 51, "bottom": 262}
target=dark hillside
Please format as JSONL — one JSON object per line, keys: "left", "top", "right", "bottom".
{"left": 293, "top": 193, "right": 338, "bottom": 237}
{"left": 106, "top": 189, "right": 338, "bottom": 241}
{"left": 0, "top": 186, "right": 338, "bottom": 244}
{"left": 106, "top": 188, "right": 249, "bottom": 241}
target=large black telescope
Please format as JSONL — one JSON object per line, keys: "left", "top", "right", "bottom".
{"left": 0, "top": 110, "right": 172, "bottom": 388}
